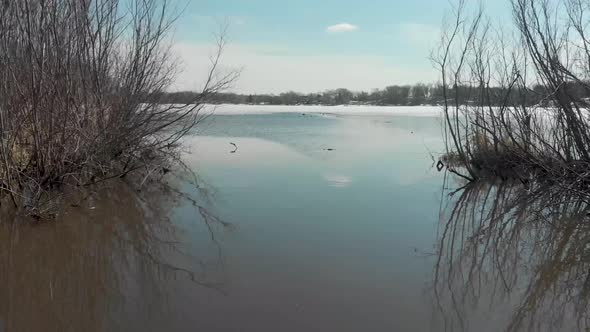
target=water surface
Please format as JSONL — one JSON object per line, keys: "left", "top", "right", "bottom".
{"left": 1, "top": 107, "right": 586, "bottom": 331}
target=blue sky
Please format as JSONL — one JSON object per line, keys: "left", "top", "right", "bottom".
{"left": 171, "top": 0, "right": 510, "bottom": 93}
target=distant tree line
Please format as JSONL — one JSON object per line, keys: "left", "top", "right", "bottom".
{"left": 155, "top": 82, "right": 589, "bottom": 107}
{"left": 157, "top": 84, "right": 442, "bottom": 106}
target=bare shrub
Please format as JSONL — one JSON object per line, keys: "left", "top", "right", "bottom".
{"left": 434, "top": 0, "right": 590, "bottom": 184}
{"left": 0, "top": 0, "right": 237, "bottom": 217}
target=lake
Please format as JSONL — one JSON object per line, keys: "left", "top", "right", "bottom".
{"left": 0, "top": 105, "right": 586, "bottom": 331}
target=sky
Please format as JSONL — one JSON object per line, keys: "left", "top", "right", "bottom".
{"left": 170, "top": 0, "right": 510, "bottom": 94}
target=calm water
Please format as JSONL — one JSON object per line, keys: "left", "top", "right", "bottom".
{"left": 0, "top": 108, "right": 587, "bottom": 331}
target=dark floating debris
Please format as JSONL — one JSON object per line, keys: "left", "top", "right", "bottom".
{"left": 324, "top": 148, "right": 335, "bottom": 152}
{"left": 230, "top": 142, "right": 238, "bottom": 153}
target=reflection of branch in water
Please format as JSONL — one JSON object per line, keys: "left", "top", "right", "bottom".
{"left": 230, "top": 142, "right": 238, "bottom": 153}
{"left": 159, "top": 180, "right": 232, "bottom": 276}
{"left": 434, "top": 177, "right": 590, "bottom": 331}
{"left": 103, "top": 213, "right": 227, "bottom": 293}
{"left": 0, "top": 176, "right": 231, "bottom": 331}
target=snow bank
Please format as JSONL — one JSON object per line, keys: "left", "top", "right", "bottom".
{"left": 201, "top": 104, "right": 443, "bottom": 117}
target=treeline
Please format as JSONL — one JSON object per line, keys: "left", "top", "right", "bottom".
{"left": 156, "top": 83, "right": 587, "bottom": 107}
{"left": 158, "top": 84, "right": 443, "bottom": 106}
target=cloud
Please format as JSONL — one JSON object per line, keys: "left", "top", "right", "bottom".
{"left": 326, "top": 23, "right": 359, "bottom": 33}
{"left": 397, "top": 23, "right": 440, "bottom": 47}
{"left": 170, "top": 42, "right": 437, "bottom": 94}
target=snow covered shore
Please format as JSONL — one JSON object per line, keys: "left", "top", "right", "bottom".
{"left": 202, "top": 104, "right": 443, "bottom": 117}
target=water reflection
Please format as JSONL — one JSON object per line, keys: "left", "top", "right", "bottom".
{"left": 0, "top": 181, "right": 226, "bottom": 332}
{"left": 435, "top": 178, "right": 590, "bottom": 331}
{"left": 323, "top": 174, "right": 353, "bottom": 188}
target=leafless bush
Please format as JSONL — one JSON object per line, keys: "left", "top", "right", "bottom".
{"left": 0, "top": 0, "right": 237, "bottom": 217}
{"left": 434, "top": 0, "right": 590, "bottom": 183}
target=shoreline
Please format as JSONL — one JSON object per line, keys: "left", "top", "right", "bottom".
{"left": 202, "top": 104, "right": 443, "bottom": 117}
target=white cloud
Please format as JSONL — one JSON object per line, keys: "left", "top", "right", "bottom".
{"left": 397, "top": 23, "right": 440, "bottom": 47}
{"left": 326, "top": 23, "right": 359, "bottom": 33}
{"left": 170, "top": 42, "right": 437, "bottom": 94}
